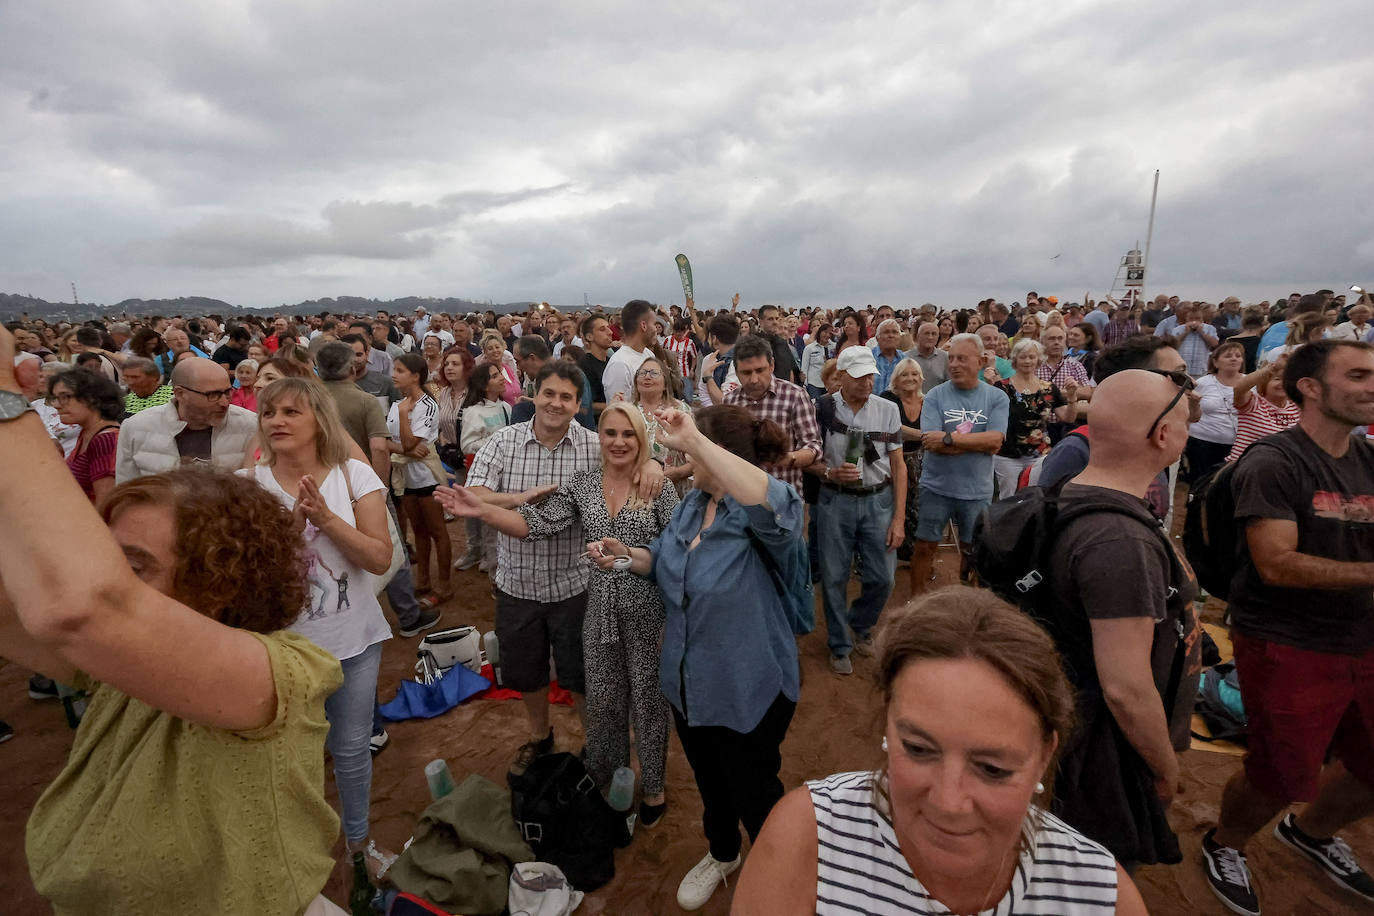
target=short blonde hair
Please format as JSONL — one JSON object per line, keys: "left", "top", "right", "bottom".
{"left": 255, "top": 377, "right": 351, "bottom": 469}
{"left": 888, "top": 357, "right": 924, "bottom": 391}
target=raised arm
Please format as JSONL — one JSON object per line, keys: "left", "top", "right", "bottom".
{"left": 653, "top": 406, "right": 770, "bottom": 506}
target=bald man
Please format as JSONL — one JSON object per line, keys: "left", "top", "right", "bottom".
{"left": 1037, "top": 369, "right": 1201, "bottom": 870}
{"left": 115, "top": 357, "right": 258, "bottom": 482}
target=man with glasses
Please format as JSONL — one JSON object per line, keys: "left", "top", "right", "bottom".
{"left": 114, "top": 357, "right": 257, "bottom": 482}
{"left": 1040, "top": 368, "right": 1201, "bottom": 872}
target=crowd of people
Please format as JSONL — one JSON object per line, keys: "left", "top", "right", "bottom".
{"left": 2, "top": 283, "right": 1373, "bottom": 914}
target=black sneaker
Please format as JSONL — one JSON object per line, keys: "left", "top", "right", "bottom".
{"left": 0, "top": 720, "right": 12, "bottom": 744}
{"left": 1202, "top": 829, "right": 1260, "bottom": 916}
{"left": 28, "top": 675, "right": 59, "bottom": 700}
{"left": 1274, "top": 813, "right": 1374, "bottom": 901}
{"left": 369, "top": 729, "right": 389, "bottom": 756}
{"left": 510, "top": 729, "right": 554, "bottom": 776}
{"left": 640, "top": 800, "right": 667, "bottom": 830}
{"left": 398, "top": 608, "right": 441, "bottom": 638}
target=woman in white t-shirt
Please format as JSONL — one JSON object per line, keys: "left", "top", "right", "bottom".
{"left": 246, "top": 376, "right": 398, "bottom": 882}
{"left": 458, "top": 364, "right": 512, "bottom": 573}
{"left": 1184, "top": 340, "right": 1244, "bottom": 482}
{"left": 389, "top": 354, "right": 451, "bottom": 600}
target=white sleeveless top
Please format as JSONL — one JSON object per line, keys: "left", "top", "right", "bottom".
{"left": 809, "top": 771, "right": 1118, "bottom": 915}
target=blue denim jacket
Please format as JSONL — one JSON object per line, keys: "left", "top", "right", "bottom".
{"left": 651, "top": 475, "right": 802, "bottom": 732}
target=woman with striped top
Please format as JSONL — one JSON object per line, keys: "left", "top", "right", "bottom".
{"left": 733, "top": 586, "right": 1147, "bottom": 915}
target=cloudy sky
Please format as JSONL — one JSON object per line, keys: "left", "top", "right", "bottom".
{"left": 2, "top": 0, "right": 1372, "bottom": 311}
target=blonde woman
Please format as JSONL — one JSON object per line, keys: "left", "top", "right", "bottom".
{"left": 878, "top": 358, "right": 926, "bottom": 584}
{"left": 244, "top": 377, "right": 398, "bottom": 882}
{"left": 438, "top": 403, "right": 680, "bottom": 826}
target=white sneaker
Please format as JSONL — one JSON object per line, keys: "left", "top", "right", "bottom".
{"left": 479, "top": 556, "right": 495, "bottom": 574}
{"left": 453, "top": 547, "right": 482, "bottom": 571}
{"left": 676, "top": 851, "right": 741, "bottom": 910}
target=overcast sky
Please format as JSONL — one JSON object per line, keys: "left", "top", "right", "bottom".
{"left": 2, "top": 1, "right": 1372, "bottom": 311}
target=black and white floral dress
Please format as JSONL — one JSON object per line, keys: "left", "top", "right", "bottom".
{"left": 519, "top": 468, "right": 680, "bottom": 795}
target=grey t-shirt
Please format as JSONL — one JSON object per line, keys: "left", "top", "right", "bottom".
{"left": 1048, "top": 483, "right": 1201, "bottom": 750}
{"left": 906, "top": 347, "right": 949, "bottom": 393}
{"left": 918, "top": 380, "right": 1008, "bottom": 501}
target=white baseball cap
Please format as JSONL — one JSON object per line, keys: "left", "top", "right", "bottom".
{"left": 836, "top": 347, "right": 879, "bottom": 378}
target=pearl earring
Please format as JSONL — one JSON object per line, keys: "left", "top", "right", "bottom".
{"left": 1035, "top": 782, "right": 1045, "bottom": 794}
{"left": 882, "top": 736, "right": 889, "bottom": 752}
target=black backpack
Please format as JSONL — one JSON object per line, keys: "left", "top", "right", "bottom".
{"left": 508, "top": 753, "right": 630, "bottom": 892}
{"left": 1182, "top": 435, "right": 1303, "bottom": 601}
{"left": 1182, "top": 459, "right": 1243, "bottom": 600}
{"left": 971, "top": 483, "right": 1185, "bottom": 687}
{"left": 1191, "top": 662, "right": 1247, "bottom": 744}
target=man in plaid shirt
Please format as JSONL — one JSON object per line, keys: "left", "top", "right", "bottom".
{"left": 464, "top": 361, "right": 664, "bottom": 774}
{"left": 723, "top": 334, "right": 822, "bottom": 495}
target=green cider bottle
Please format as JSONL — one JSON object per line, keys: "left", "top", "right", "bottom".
{"left": 349, "top": 852, "right": 374, "bottom": 916}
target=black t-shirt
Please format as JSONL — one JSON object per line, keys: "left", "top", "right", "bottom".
{"left": 211, "top": 344, "right": 247, "bottom": 371}
{"left": 1049, "top": 484, "right": 1201, "bottom": 750}
{"left": 879, "top": 390, "right": 921, "bottom": 453}
{"left": 579, "top": 352, "right": 609, "bottom": 405}
{"left": 1231, "top": 427, "right": 1374, "bottom": 654}
{"left": 762, "top": 332, "right": 799, "bottom": 383}
{"left": 174, "top": 426, "right": 213, "bottom": 463}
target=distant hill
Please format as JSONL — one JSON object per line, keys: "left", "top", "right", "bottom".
{"left": 0, "top": 292, "right": 544, "bottom": 322}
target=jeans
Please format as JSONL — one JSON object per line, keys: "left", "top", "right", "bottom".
{"left": 806, "top": 383, "right": 827, "bottom": 400}
{"left": 382, "top": 495, "right": 423, "bottom": 630}
{"left": 817, "top": 486, "right": 896, "bottom": 657}
{"left": 325, "top": 642, "right": 383, "bottom": 843}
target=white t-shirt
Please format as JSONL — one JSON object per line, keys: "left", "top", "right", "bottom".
{"left": 34, "top": 399, "right": 80, "bottom": 457}
{"left": 242, "top": 460, "right": 392, "bottom": 661}
{"left": 601, "top": 343, "right": 652, "bottom": 404}
{"left": 552, "top": 337, "right": 583, "bottom": 359}
{"left": 387, "top": 395, "right": 440, "bottom": 489}
{"left": 1190, "top": 374, "right": 1238, "bottom": 445}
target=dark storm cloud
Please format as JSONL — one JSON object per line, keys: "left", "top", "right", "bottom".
{"left": 1, "top": 0, "right": 1372, "bottom": 308}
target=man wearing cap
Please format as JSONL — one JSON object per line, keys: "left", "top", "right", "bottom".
{"left": 412, "top": 306, "right": 431, "bottom": 341}
{"left": 910, "top": 333, "right": 1008, "bottom": 592}
{"left": 814, "top": 346, "right": 906, "bottom": 676}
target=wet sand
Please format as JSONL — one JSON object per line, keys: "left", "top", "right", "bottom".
{"left": 2, "top": 531, "right": 1371, "bottom": 915}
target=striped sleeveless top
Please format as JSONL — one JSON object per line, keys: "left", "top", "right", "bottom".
{"left": 809, "top": 771, "right": 1118, "bottom": 915}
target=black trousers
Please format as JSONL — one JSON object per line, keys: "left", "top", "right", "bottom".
{"left": 1184, "top": 436, "right": 1232, "bottom": 484}
{"left": 672, "top": 693, "right": 796, "bottom": 862}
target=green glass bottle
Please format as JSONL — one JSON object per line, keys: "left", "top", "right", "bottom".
{"left": 349, "top": 852, "right": 374, "bottom": 916}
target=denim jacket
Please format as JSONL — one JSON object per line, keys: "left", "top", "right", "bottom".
{"left": 651, "top": 475, "right": 802, "bottom": 732}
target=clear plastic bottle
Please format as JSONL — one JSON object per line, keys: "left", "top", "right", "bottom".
{"left": 607, "top": 766, "right": 636, "bottom": 812}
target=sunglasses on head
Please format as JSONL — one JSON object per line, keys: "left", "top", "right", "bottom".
{"left": 1144, "top": 369, "right": 1195, "bottom": 439}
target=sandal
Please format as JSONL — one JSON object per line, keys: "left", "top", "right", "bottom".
{"left": 355, "top": 838, "right": 398, "bottom": 886}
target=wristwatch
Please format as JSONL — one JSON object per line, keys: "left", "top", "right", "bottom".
{"left": 0, "top": 389, "right": 31, "bottom": 421}
{"left": 943, "top": 431, "right": 954, "bottom": 447}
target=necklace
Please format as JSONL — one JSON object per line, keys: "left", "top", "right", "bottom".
{"left": 975, "top": 844, "right": 1014, "bottom": 915}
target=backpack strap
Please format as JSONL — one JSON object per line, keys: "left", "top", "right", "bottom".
{"left": 745, "top": 526, "right": 786, "bottom": 596}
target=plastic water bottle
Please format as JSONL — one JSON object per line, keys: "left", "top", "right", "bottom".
{"left": 483, "top": 630, "right": 501, "bottom": 684}
{"left": 425, "top": 758, "right": 456, "bottom": 800}
{"left": 608, "top": 766, "right": 636, "bottom": 812}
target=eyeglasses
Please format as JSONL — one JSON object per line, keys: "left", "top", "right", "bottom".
{"left": 1144, "top": 369, "right": 1195, "bottom": 439}
{"left": 180, "top": 386, "right": 234, "bottom": 402}
{"left": 635, "top": 369, "right": 662, "bottom": 379}
{"left": 50, "top": 392, "right": 75, "bottom": 405}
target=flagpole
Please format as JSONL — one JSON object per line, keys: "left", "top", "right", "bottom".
{"left": 1143, "top": 170, "right": 1159, "bottom": 290}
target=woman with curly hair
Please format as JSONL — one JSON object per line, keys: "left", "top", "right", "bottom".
{"left": 47, "top": 367, "right": 125, "bottom": 505}
{"left": 246, "top": 376, "right": 398, "bottom": 883}
{"left": 4, "top": 331, "right": 348, "bottom": 915}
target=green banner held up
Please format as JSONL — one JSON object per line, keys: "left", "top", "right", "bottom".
{"left": 674, "top": 253, "right": 694, "bottom": 307}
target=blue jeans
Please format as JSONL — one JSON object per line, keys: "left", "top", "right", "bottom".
{"left": 325, "top": 642, "right": 383, "bottom": 843}
{"left": 806, "top": 383, "right": 827, "bottom": 400}
{"left": 817, "top": 486, "right": 896, "bottom": 657}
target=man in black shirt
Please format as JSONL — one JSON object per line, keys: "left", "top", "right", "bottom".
{"left": 1042, "top": 369, "right": 1199, "bottom": 869}
{"left": 577, "top": 313, "right": 612, "bottom": 417}
{"left": 1204, "top": 340, "right": 1374, "bottom": 915}
{"left": 758, "top": 304, "right": 800, "bottom": 384}
{"left": 211, "top": 326, "right": 252, "bottom": 371}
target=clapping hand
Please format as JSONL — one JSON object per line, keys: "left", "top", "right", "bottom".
{"left": 296, "top": 476, "right": 337, "bottom": 530}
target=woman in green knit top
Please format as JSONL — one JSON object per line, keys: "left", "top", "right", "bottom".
{"left": 0, "top": 321, "right": 347, "bottom": 915}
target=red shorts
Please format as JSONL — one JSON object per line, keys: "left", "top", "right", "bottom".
{"left": 1232, "top": 630, "right": 1374, "bottom": 802}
